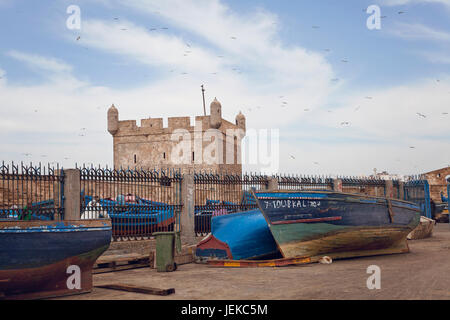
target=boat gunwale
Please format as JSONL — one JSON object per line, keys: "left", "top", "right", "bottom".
{"left": 253, "top": 190, "right": 421, "bottom": 210}
{"left": 0, "top": 219, "right": 112, "bottom": 230}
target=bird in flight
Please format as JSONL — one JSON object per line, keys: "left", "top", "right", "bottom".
{"left": 121, "top": 28, "right": 127, "bottom": 31}
{"left": 398, "top": 11, "right": 406, "bottom": 14}
{"left": 76, "top": 36, "right": 81, "bottom": 41}
{"left": 355, "top": 106, "right": 361, "bottom": 111}
{"left": 312, "top": 26, "right": 320, "bottom": 29}
{"left": 304, "top": 108, "right": 310, "bottom": 112}
{"left": 341, "top": 122, "right": 350, "bottom": 126}
{"left": 331, "top": 78, "right": 339, "bottom": 82}
{"left": 409, "top": 146, "right": 415, "bottom": 149}
{"left": 341, "top": 59, "right": 348, "bottom": 63}
{"left": 442, "top": 112, "right": 448, "bottom": 115}
{"left": 290, "top": 155, "right": 296, "bottom": 160}
{"left": 230, "top": 36, "right": 237, "bottom": 40}
{"left": 23, "top": 153, "right": 32, "bottom": 156}
{"left": 149, "top": 28, "right": 157, "bottom": 31}
{"left": 365, "top": 96, "right": 373, "bottom": 100}
{"left": 416, "top": 113, "right": 426, "bottom": 118}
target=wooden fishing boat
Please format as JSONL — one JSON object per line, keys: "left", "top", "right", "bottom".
{"left": 0, "top": 219, "right": 112, "bottom": 300}
{"left": 407, "top": 216, "right": 435, "bottom": 240}
{"left": 252, "top": 190, "right": 421, "bottom": 260}
{"left": 196, "top": 209, "right": 280, "bottom": 261}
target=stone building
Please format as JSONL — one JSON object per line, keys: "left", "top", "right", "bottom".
{"left": 107, "top": 98, "right": 246, "bottom": 174}
{"left": 424, "top": 166, "right": 450, "bottom": 202}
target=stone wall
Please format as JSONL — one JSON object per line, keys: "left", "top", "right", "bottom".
{"left": 425, "top": 167, "right": 450, "bottom": 201}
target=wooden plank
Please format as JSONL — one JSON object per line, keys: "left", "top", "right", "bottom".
{"left": 95, "top": 284, "right": 175, "bottom": 296}
{"left": 93, "top": 262, "right": 150, "bottom": 274}
{"left": 96, "top": 253, "right": 145, "bottom": 264}
{"left": 208, "top": 256, "right": 313, "bottom": 268}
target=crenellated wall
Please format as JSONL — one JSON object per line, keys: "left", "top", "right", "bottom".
{"left": 108, "top": 99, "right": 246, "bottom": 174}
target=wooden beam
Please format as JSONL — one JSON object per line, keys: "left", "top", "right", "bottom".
{"left": 95, "top": 284, "right": 175, "bottom": 296}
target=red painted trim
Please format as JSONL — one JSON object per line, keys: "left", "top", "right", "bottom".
{"left": 196, "top": 234, "right": 233, "bottom": 259}
{"left": 272, "top": 216, "right": 342, "bottom": 225}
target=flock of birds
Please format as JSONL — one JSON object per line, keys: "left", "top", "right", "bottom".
{"left": 66, "top": 8, "right": 448, "bottom": 167}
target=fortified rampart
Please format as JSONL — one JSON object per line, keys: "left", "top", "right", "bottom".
{"left": 108, "top": 98, "right": 246, "bottom": 174}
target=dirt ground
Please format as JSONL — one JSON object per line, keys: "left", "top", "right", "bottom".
{"left": 57, "top": 224, "right": 450, "bottom": 300}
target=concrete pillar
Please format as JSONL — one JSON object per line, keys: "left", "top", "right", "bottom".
{"left": 181, "top": 174, "right": 195, "bottom": 245}
{"left": 399, "top": 181, "right": 405, "bottom": 200}
{"left": 267, "top": 177, "right": 279, "bottom": 191}
{"left": 385, "top": 180, "right": 394, "bottom": 199}
{"left": 64, "top": 169, "right": 81, "bottom": 220}
{"left": 333, "top": 179, "right": 343, "bottom": 192}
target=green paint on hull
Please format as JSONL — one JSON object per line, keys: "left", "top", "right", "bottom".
{"left": 271, "top": 223, "right": 413, "bottom": 259}
{"left": 270, "top": 222, "right": 347, "bottom": 244}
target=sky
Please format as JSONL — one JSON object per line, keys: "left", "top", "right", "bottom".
{"left": 0, "top": 0, "right": 449, "bottom": 176}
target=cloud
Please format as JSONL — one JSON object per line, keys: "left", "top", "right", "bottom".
{"left": 380, "top": 0, "right": 450, "bottom": 7}
{"left": 0, "top": 0, "right": 449, "bottom": 175}
{"left": 389, "top": 22, "right": 450, "bottom": 42}
{"left": 7, "top": 50, "right": 73, "bottom": 74}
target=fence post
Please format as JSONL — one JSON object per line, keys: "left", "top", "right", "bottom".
{"left": 181, "top": 174, "right": 195, "bottom": 245}
{"left": 399, "top": 181, "right": 405, "bottom": 200}
{"left": 385, "top": 180, "right": 394, "bottom": 199}
{"left": 64, "top": 169, "right": 81, "bottom": 220}
{"left": 267, "top": 177, "right": 279, "bottom": 191}
{"left": 333, "top": 179, "right": 343, "bottom": 192}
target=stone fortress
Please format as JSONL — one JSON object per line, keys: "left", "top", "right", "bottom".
{"left": 107, "top": 98, "right": 246, "bottom": 174}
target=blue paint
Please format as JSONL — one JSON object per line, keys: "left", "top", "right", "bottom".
{"left": 210, "top": 209, "right": 279, "bottom": 260}
{"left": 0, "top": 222, "right": 112, "bottom": 270}
{"left": 82, "top": 196, "right": 176, "bottom": 226}
{"left": 404, "top": 180, "right": 432, "bottom": 218}
{"left": 256, "top": 191, "right": 420, "bottom": 227}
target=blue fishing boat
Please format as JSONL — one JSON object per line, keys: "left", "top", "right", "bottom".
{"left": 196, "top": 209, "right": 280, "bottom": 261}
{"left": 82, "top": 195, "right": 176, "bottom": 235}
{"left": 252, "top": 190, "right": 421, "bottom": 260}
{"left": 0, "top": 219, "right": 111, "bottom": 299}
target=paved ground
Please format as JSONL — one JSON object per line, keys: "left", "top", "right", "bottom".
{"left": 57, "top": 224, "right": 450, "bottom": 300}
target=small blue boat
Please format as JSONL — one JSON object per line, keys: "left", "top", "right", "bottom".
{"left": 196, "top": 209, "right": 280, "bottom": 261}
{"left": 82, "top": 196, "right": 176, "bottom": 235}
{"left": 0, "top": 219, "right": 111, "bottom": 299}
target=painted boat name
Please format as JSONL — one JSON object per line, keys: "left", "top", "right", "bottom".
{"left": 264, "top": 199, "right": 321, "bottom": 209}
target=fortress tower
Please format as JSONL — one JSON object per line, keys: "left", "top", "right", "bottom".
{"left": 107, "top": 98, "right": 246, "bottom": 174}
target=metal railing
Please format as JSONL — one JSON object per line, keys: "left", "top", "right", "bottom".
{"left": 78, "top": 165, "right": 182, "bottom": 241}
{"left": 341, "top": 176, "right": 387, "bottom": 197}
{"left": 276, "top": 174, "right": 334, "bottom": 191}
{"left": 0, "top": 162, "right": 64, "bottom": 221}
{"left": 194, "top": 172, "right": 268, "bottom": 235}
{"left": 404, "top": 179, "right": 431, "bottom": 218}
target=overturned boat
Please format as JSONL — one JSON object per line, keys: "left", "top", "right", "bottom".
{"left": 196, "top": 209, "right": 280, "bottom": 261}
{"left": 252, "top": 190, "right": 421, "bottom": 260}
{"left": 0, "top": 219, "right": 111, "bottom": 299}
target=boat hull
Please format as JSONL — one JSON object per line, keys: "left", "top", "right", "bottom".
{"left": 196, "top": 209, "right": 280, "bottom": 261}
{"left": 253, "top": 191, "right": 421, "bottom": 260}
{"left": 0, "top": 220, "right": 112, "bottom": 299}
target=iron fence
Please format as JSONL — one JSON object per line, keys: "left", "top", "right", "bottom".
{"left": 404, "top": 179, "right": 431, "bottom": 218}
{"left": 0, "top": 162, "right": 64, "bottom": 221}
{"left": 341, "top": 176, "right": 387, "bottom": 197}
{"left": 78, "top": 165, "right": 182, "bottom": 241}
{"left": 194, "top": 172, "right": 268, "bottom": 236}
{"left": 276, "top": 174, "right": 334, "bottom": 191}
